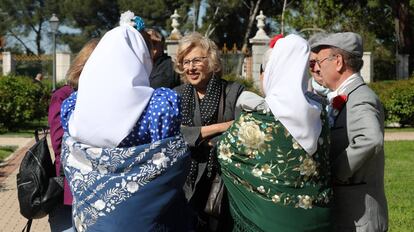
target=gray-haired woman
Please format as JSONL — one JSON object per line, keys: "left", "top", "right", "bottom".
{"left": 174, "top": 32, "right": 245, "bottom": 231}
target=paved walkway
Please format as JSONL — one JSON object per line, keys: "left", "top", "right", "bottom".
{"left": 0, "top": 132, "right": 413, "bottom": 231}
{"left": 384, "top": 131, "right": 414, "bottom": 141}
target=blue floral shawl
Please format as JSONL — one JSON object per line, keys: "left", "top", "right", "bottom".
{"left": 61, "top": 134, "right": 191, "bottom": 232}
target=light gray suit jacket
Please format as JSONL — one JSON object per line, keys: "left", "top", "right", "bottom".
{"left": 330, "top": 74, "right": 388, "bottom": 232}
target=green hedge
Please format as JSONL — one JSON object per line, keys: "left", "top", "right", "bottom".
{"left": 224, "top": 75, "right": 414, "bottom": 127}
{"left": 223, "top": 74, "right": 261, "bottom": 95}
{"left": 0, "top": 75, "right": 51, "bottom": 131}
{"left": 369, "top": 78, "right": 414, "bottom": 127}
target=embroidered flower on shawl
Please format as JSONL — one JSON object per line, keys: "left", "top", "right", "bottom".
{"left": 126, "top": 182, "right": 139, "bottom": 193}
{"left": 292, "top": 139, "right": 301, "bottom": 150}
{"left": 261, "top": 164, "right": 272, "bottom": 174}
{"left": 152, "top": 152, "right": 170, "bottom": 169}
{"left": 272, "top": 194, "right": 281, "bottom": 203}
{"left": 69, "top": 147, "right": 93, "bottom": 175}
{"left": 257, "top": 185, "right": 266, "bottom": 193}
{"left": 97, "top": 165, "right": 108, "bottom": 174}
{"left": 297, "top": 195, "right": 313, "bottom": 209}
{"left": 86, "top": 147, "right": 102, "bottom": 159}
{"left": 238, "top": 121, "right": 266, "bottom": 151}
{"left": 93, "top": 199, "right": 106, "bottom": 210}
{"left": 299, "top": 156, "right": 317, "bottom": 177}
{"left": 252, "top": 168, "right": 263, "bottom": 177}
{"left": 218, "top": 143, "right": 233, "bottom": 163}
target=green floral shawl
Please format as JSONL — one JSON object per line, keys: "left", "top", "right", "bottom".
{"left": 217, "top": 109, "right": 333, "bottom": 232}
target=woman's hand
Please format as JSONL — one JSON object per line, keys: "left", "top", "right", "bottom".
{"left": 200, "top": 120, "right": 234, "bottom": 140}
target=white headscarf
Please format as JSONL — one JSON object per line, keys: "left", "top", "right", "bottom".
{"left": 68, "top": 25, "right": 154, "bottom": 148}
{"left": 263, "top": 34, "right": 322, "bottom": 155}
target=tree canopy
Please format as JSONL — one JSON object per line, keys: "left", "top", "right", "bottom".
{"left": 1, "top": 0, "right": 413, "bottom": 79}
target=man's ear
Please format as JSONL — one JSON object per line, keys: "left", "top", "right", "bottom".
{"left": 335, "top": 54, "right": 344, "bottom": 72}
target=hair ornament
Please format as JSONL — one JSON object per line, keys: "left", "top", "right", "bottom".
{"left": 119, "top": 11, "right": 145, "bottom": 31}
{"left": 133, "top": 16, "right": 145, "bottom": 31}
{"left": 269, "top": 34, "right": 284, "bottom": 48}
{"left": 119, "top": 10, "right": 135, "bottom": 27}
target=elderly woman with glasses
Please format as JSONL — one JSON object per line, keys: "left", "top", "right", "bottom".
{"left": 174, "top": 32, "right": 245, "bottom": 231}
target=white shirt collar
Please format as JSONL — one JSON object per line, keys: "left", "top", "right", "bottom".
{"left": 327, "top": 73, "right": 359, "bottom": 102}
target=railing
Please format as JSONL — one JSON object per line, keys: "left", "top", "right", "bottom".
{"left": 220, "top": 43, "right": 252, "bottom": 78}
{"left": 13, "top": 54, "right": 52, "bottom": 61}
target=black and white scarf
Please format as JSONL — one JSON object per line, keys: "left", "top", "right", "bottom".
{"left": 181, "top": 76, "right": 223, "bottom": 186}
{"left": 181, "top": 76, "right": 222, "bottom": 127}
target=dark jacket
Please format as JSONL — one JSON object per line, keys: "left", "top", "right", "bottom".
{"left": 174, "top": 80, "right": 244, "bottom": 231}
{"left": 149, "top": 54, "right": 181, "bottom": 89}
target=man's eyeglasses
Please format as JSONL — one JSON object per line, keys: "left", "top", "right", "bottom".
{"left": 309, "top": 54, "right": 336, "bottom": 69}
{"left": 182, "top": 56, "right": 207, "bottom": 67}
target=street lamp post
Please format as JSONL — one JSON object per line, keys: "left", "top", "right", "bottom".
{"left": 49, "top": 14, "right": 59, "bottom": 91}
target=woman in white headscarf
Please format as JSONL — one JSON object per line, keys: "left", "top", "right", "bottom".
{"left": 60, "top": 11, "right": 191, "bottom": 232}
{"left": 217, "top": 34, "right": 333, "bottom": 232}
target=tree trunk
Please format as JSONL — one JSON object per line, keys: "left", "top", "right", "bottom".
{"left": 193, "top": 0, "right": 200, "bottom": 31}
{"left": 237, "top": 0, "right": 262, "bottom": 77}
{"left": 391, "top": 0, "right": 413, "bottom": 72}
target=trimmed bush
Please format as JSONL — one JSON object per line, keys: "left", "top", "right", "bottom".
{"left": 369, "top": 78, "right": 414, "bottom": 126}
{"left": 0, "top": 75, "right": 51, "bottom": 131}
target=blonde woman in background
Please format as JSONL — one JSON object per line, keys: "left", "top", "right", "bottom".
{"left": 48, "top": 38, "right": 99, "bottom": 232}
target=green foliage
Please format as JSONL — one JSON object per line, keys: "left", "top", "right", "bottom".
{"left": 387, "top": 86, "right": 414, "bottom": 127}
{"left": 384, "top": 141, "right": 414, "bottom": 231}
{"left": 118, "top": 0, "right": 192, "bottom": 32}
{"left": 0, "top": 145, "right": 17, "bottom": 161}
{"left": 0, "top": 0, "right": 60, "bottom": 54}
{"left": 202, "top": 0, "right": 281, "bottom": 47}
{"left": 369, "top": 78, "right": 414, "bottom": 126}
{"left": 284, "top": 0, "right": 413, "bottom": 80}
{"left": 0, "top": 75, "right": 51, "bottom": 131}
{"left": 223, "top": 74, "right": 260, "bottom": 95}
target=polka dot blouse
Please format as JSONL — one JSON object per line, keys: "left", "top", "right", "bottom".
{"left": 61, "top": 87, "right": 181, "bottom": 147}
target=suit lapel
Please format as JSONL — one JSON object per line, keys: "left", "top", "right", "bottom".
{"left": 333, "top": 74, "right": 365, "bottom": 128}
{"left": 343, "top": 74, "right": 365, "bottom": 96}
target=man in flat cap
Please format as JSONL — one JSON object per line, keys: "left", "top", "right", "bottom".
{"left": 311, "top": 32, "right": 388, "bottom": 232}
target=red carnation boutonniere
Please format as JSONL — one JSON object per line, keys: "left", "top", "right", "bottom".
{"left": 331, "top": 95, "right": 348, "bottom": 116}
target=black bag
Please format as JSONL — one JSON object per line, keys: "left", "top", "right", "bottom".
{"left": 204, "top": 173, "right": 225, "bottom": 217}
{"left": 204, "top": 85, "right": 226, "bottom": 218}
{"left": 16, "top": 129, "right": 64, "bottom": 230}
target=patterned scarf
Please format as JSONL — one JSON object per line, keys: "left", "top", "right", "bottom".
{"left": 181, "top": 76, "right": 223, "bottom": 187}
{"left": 181, "top": 76, "right": 222, "bottom": 126}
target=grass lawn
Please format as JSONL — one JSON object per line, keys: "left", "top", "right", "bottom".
{"left": 0, "top": 145, "right": 18, "bottom": 162}
{"left": 384, "top": 141, "right": 414, "bottom": 231}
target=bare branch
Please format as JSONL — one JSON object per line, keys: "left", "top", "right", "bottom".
{"left": 205, "top": 6, "right": 220, "bottom": 38}
{"left": 281, "top": 0, "right": 287, "bottom": 34}
{"left": 6, "top": 29, "right": 35, "bottom": 54}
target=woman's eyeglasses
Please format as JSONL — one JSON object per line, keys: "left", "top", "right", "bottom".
{"left": 182, "top": 56, "right": 207, "bottom": 67}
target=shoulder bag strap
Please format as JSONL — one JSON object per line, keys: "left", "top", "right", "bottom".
{"left": 21, "top": 219, "right": 32, "bottom": 232}
{"left": 217, "top": 82, "right": 226, "bottom": 123}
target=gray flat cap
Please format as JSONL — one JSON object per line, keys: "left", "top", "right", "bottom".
{"left": 310, "top": 32, "right": 363, "bottom": 57}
